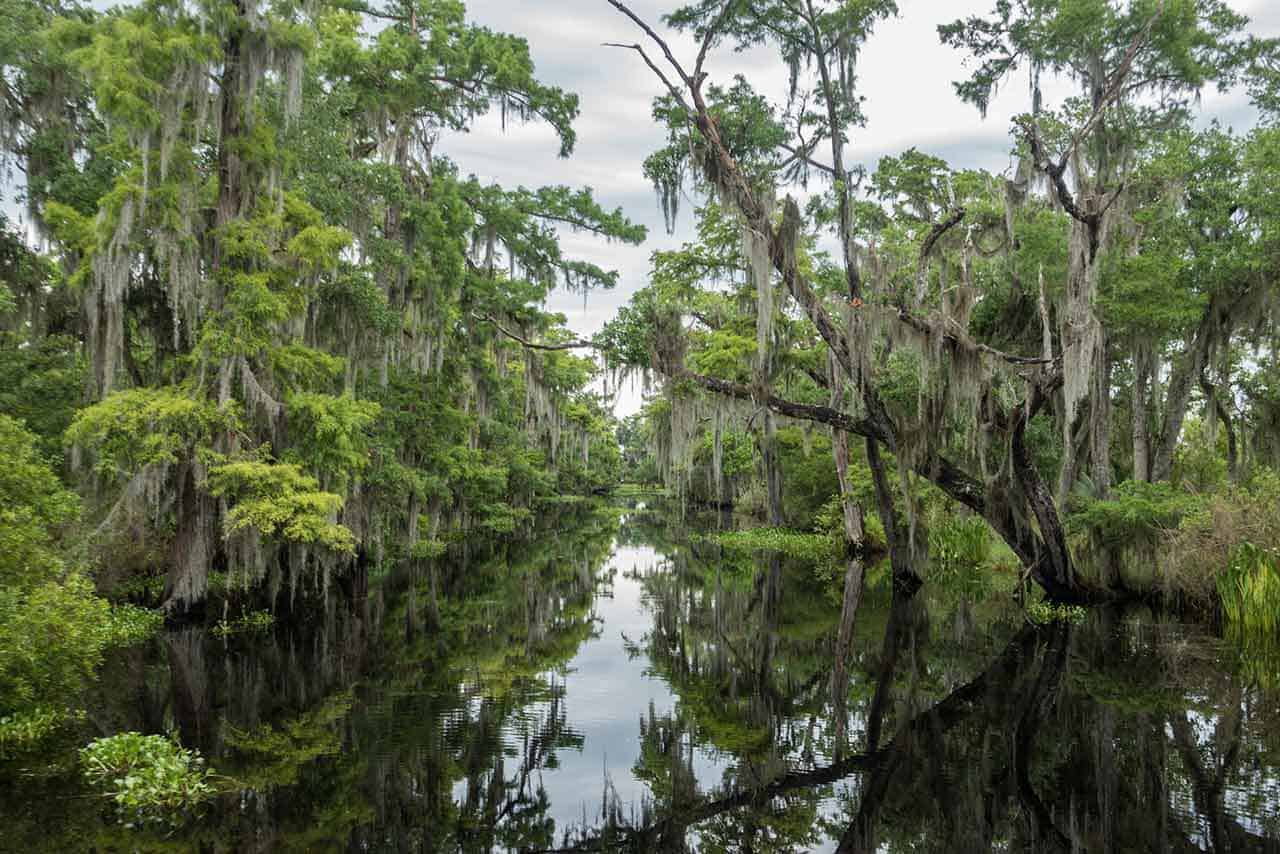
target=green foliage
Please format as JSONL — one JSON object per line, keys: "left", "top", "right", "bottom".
{"left": 100, "top": 605, "right": 164, "bottom": 646}
{"left": 283, "top": 392, "right": 380, "bottom": 490}
{"left": 207, "top": 460, "right": 354, "bottom": 553}
{"left": 65, "top": 387, "right": 234, "bottom": 479}
{"left": 1218, "top": 542, "right": 1280, "bottom": 637}
{"left": 1069, "top": 480, "right": 1202, "bottom": 546}
{"left": 0, "top": 334, "right": 85, "bottom": 459}
{"left": 716, "top": 528, "right": 838, "bottom": 563}
{"left": 1172, "top": 418, "right": 1230, "bottom": 492}
{"left": 1027, "top": 600, "right": 1088, "bottom": 625}
{"left": 941, "top": 0, "right": 1254, "bottom": 120}
{"left": 0, "top": 574, "right": 111, "bottom": 712}
{"left": 929, "top": 515, "right": 993, "bottom": 577}
{"left": 0, "top": 416, "right": 80, "bottom": 587}
{"left": 0, "top": 418, "right": 126, "bottom": 749}
{"left": 80, "top": 732, "right": 214, "bottom": 825}
{"left": 0, "top": 707, "right": 84, "bottom": 758}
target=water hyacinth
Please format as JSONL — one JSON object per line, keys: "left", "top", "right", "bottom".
{"left": 80, "top": 733, "right": 214, "bottom": 826}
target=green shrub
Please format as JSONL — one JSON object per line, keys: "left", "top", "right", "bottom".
{"left": 0, "top": 415, "right": 80, "bottom": 588}
{"left": 0, "top": 706, "right": 85, "bottom": 757}
{"left": 80, "top": 732, "right": 214, "bottom": 825}
{"left": 99, "top": 605, "right": 165, "bottom": 646}
{"left": 1068, "top": 480, "right": 1201, "bottom": 547}
{"left": 0, "top": 574, "right": 111, "bottom": 711}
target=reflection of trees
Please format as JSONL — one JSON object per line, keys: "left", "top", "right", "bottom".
{"left": 546, "top": 575, "right": 1280, "bottom": 854}
{"left": 344, "top": 511, "right": 621, "bottom": 852}
{"left": 3, "top": 507, "right": 623, "bottom": 852}
{"left": 7, "top": 507, "right": 1280, "bottom": 852}
{"left": 548, "top": 620, "right": 1068, "bottom": 853}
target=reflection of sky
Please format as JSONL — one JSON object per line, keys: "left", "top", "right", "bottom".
{"left": 515, "top": 543, "right": 732, "bottom": 837}
{"left": 447, "top": 535, "right": 858, "bottom": 851}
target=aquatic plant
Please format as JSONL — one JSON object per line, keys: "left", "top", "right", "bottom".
{"left": 80, "top": 733, "right": 214, "bottom": 825}
{"left": 211, "top": 610, "right": 275, "bottom": 638}
{"left": 1027, "top": 601, "right": 1088, "bottom": 625}
{"left": 715, "top": 528, "right": 838, "bottom": 563}
{"left": 1218, "top": 542, "right": 1280, "bottom": 636}
{"left": 929, "top": 515, "right": 992, "bottom": 576}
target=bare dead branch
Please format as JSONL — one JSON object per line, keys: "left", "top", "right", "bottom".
{"left": 602, "top": 43, "right": 688, "bottom": 107}
{"left": 604, "top": 0, "right": 693, "bottom": 85}
{"left": 476, "top": 314, "right": 600, "bottom": 352}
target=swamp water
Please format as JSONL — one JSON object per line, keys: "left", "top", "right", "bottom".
{"left": 3, "top": 501, "right": 1279, "bottom": 852}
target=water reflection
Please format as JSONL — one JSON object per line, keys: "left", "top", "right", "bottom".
{"left": 2, "top": 502, "right": 1278, "bottom": 852}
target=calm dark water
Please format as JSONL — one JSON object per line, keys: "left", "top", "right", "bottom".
{"left": 4, "top": 501, "right": 1279, "bottom": 852}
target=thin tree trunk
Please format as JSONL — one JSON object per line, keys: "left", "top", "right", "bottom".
{"left": 1133, "top": 341, "right": 1153, "bottom": 482}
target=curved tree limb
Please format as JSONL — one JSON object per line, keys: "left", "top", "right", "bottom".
{"left": 475, "top": 313, "right": 600, "bottom": 352}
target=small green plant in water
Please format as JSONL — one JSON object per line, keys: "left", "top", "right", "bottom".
{"left": 212, "top": 609, "right": 275, "bottom": 638}
{"left": 715, "top": 528, "right": 837, "bottom": 562}
{"left": 80, "top": 732, "right": 214, "bottom": 826}
{"left": 99, "top": 605, "right": 165, "bottom": 646}
{"left": 1027, "top": 601, "right": 1087, "bottom": 625}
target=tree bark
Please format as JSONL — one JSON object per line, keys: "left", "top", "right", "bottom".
{"left": 1152, "top": 322, "right": 1214, "bottom": 483}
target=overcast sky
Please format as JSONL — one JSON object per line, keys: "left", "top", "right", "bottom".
{"left": 438, "top": 0, "right": 1279, "bottom": 415}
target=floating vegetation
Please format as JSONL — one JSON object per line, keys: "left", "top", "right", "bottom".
{"left": 715, "top": 528, "right": 838, "bottom": 563}
{"left": 211, "top": 610, "right": 275, "bottom": 638}
{"left": 1027, "top": 601, "right": 1088, "bottom": 625}
{"left": 80, "top": 733, "right": 214, "bottom": 826}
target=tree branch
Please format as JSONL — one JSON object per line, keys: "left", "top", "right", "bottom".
{"left": 476, "top": 314, "right": 600, "bottom": 352}
{"left": 603, "top": 0, "right": 693, "bottom": 85}
{"left": 602, "top": 43, "right": 688, "bottom": 108}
